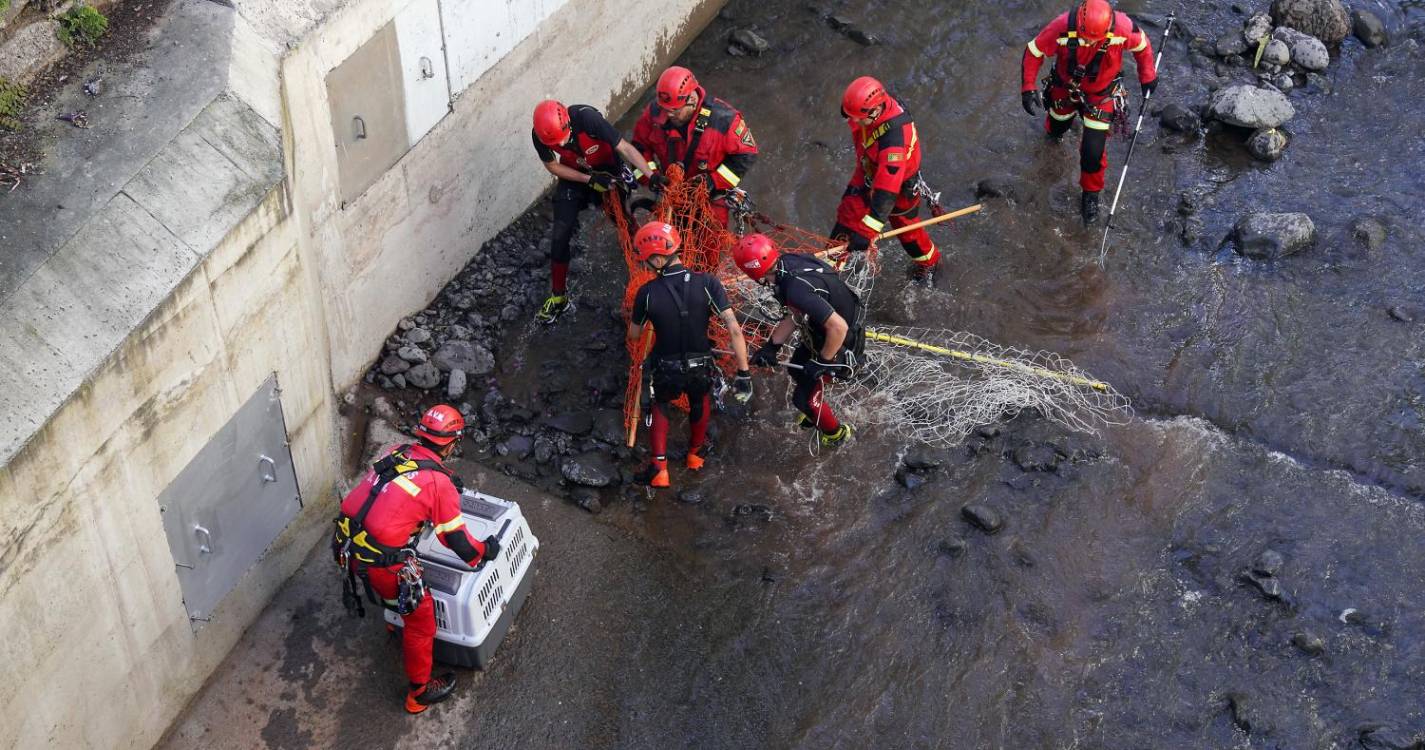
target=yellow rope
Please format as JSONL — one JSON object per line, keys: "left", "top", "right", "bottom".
{"left": 864, "top": 330, "right": 1111, "bottom": 391}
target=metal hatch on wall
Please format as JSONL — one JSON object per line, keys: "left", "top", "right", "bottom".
{"left": 158, "top": 374, "right": 302, "bottom": 629}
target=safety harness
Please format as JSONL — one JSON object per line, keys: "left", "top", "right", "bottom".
{"left": 782, "top": 261, "right": 866, "bottom": 375}
{"left": 332, "top": 445, "right": 463, "bottom": 617}
{"left": 1046, "top": 7, "right": 1127, "bottom": 122}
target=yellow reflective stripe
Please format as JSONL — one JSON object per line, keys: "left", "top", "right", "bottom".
{"left": 1027, "top": 39, "right": 1044, "bottom": 58}
{"left": 716, "top": 164, "right": 741, "bottom": 187}
{"left": 699, "top": 108, "right": 711, "bottom": 117}
{"left": 907, "top": 125, "right": 918, "bottom": 157}
{"left": 861, "top": 214, "right": 886, "bottom": 233}
{"left": 395, "top": 460, "right": 419, "bottom": 473}
{"left": 647, "top": 161, "right": 658, "bottom": 172}
{"left": 1049, "top": 109, "right": 1077, "bottom": 121}
{"left": 1130, "top": 36, "right": 1147, "bottom": 52}
{"left": 392, "top": 475, "right": 421, "bottom": 496}
{"left": 909, "top": 244, "right": 938, "bottom": 262}
{"left": 1108, "top": 36, "right": 1126, "bottom": 46}
{"left": 632, "top": 168, "right": 645, "bottom": 179}
{"left": 1083, "top": 117, "right": 1111, "bottom": 130}
{"left": 433, "top": 517, "right": 465, "bottom": 535}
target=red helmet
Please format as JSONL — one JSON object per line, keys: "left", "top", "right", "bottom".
{"left": 634, "top": 221, "right": 681, "bottom": 261}
{"left": 733, "top": 234, "right": 780, "bottom": 282}
{"left": 414, "top": 404, "right": 465, "bottom": 446}
{"left": 656, "top": 66, "right": 699, "bottom": 110}
{"left": 1076, "top": 0, "right": 1114, "bottom": 42}
{"left": 842, "top": 76, "right": 889, "bottom": 119}
{"left": 532, "top": 100, "right": 571, "bottom": 147}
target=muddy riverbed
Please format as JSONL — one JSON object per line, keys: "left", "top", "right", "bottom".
{"left": 166, "top": 0, "right": 1425, "bottom": 747}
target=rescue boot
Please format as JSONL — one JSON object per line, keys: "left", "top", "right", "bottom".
{"left": 535, "top": 294, "right": 570, "bottom": 324}
{"left": 635, "top": 459, "right": 670, "bottom": 488}
{"left": 685, "top": 449, "right": 706, "bottom": 471}
{"left": 405, "top": 672, "right": 457, "bottom": 714}
{"left": 794, "top": 413, "right": 817, "bottom": 431}
{"left": 819, "top": 424, "right": 853, "bottom": 448}
{"left": 1080, "top": 191, "right": 1100, "bottom": 226}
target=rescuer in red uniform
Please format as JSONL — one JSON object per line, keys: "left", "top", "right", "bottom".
{"left": 333, "top": 404, "right": 499, "bottom": 714}
{"left": 1021, "top": 0, "right": 1157, "bottom": 225}
{"left": 532, "top": 100, "right": 656, "bottom": 324}
{"left": 632, "top": 66, "right": 758, "bottom": 226}
{"left": 833, "top": 76, "right": 940, "bottom": 275}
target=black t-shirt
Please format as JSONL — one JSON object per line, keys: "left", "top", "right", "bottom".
{"left": 632, "top": 263, "right": 731, "bottom": 358}
{"left": 532, "top": 104, "right": 622, "bottom": 162}
{"left": 773, "top": 254, "right": 861, "bottom": 352}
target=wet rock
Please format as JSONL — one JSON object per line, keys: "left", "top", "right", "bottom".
{"left": 961, "top": 504, "right": 1003, "bottom": 534}
{"left": 1351, "top": 216, "right": 1388, "bottom": 250}
{"left": 895, "top": 467, "right": 926, "bottom": 490}
{"left": 1216, "top": 31, "right": 1249, "bottom": 57}
{"left": 592, "top": 409, "right": 625, "bottom": 445}
{"left": 1272, "top": 73, "right": 1295, "bottom": 92}
{"left": 406, "top": 363, "right": 441, "bottom": 390}
{"left": 502, "top": 435, "right": 534, "bottom": 460}
{"left": 1244, "top": 12, "right": 1274, "bottom": 43}
{"left": 561, "top": 452, "right": 618, "bottom": 487}
{"left": 1240, "top": 569, "right": 1290, "bottom": 604}
{"left": 975, "top": 177, "right": 1020, "bottom": 202}
{"left": 391, "top": 373, "right": 408, "bottom": 389}
{"left": 446, "top": 369, "right": 468, "bottom": 400}
{"left": 1388, "top": 306, "right": 1416, "bottom": 324}
{"left": 729, "top": 28, "right": 769, "bottom": 55}
{"left": 1252, "top": 549, "right": 1285, "bottom": 577}
{"left": 846, "top": 28, "right": 880, "bottom": 46}
{"left": 1233, "top": 212, "right": 1316, "bottom": 260}
{"left": 432, "top": 341, "right": 495, "bottom": 375}
{"left": 677, "top": 490, "right": 704, "bottom": 505}
{"left": 1352, "top": 9, "right": 1388, "bottom": 48}
{"left": 405, "top": 327, "right": 432, "bottom": 345}
{"left": 1275, "top": 26, "right": 1330, "bottom": 70}
{"left": 1303, "top": 72, "right": 1332, "bottom": 94}
{"left": 975, "top": 426, "right": 1001, "bottom": 440}
{"left": 903, "top": 450, "right": 943, "bottom": 471}
{"left": 380, "top": 355, "right": 412, "bottom": 375}
{"left": 1158, "top": 103, "right": 1201, "bottom": 133}
{"left": 1359, "top": 725, "right": 1424, "bottom": 750}
{"left": 1208, "top": 85, "right": 1294, "bottom": 129}
{"left": 397, "top": 345, "right": 428, "bottom": 364}
{"left": 543, "top": 412, "right": 594, "bottom": 436}
{"left": 398, "top": 318, "right": 416, "bottom": 331}
{"left": 1292, "top": 630, "right": 1326, "bottom": 655}
{"left": 733, "top": 504, "right": 773, "bottom": 521}
{"left": 826, "top": 14, "right": 852, "bottom": 31}
{"left": 533, "top": 438, "right": 555, "bottom": 464}
{"left": 1271, "top": 0, "right": 1350, "bottom": 44}
{"left": 1227, "top": 691, "right": 1272, "bottom": 734}
{"left": 1012, "top": 445, "right": 1060, "bottom": 473}
{"left": 938, "top": 537, "right": 967, "bottom": 557}
{"left": 1247, "top": 127, "right": 1289, "bottom": 161}
{"left": 1261, "top": 38, "right": 1291, "bottom": 66}
{"left": 570, "top": 489, "right": 603, "bottom": 514}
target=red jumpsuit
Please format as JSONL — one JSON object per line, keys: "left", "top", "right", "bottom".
{"left": 834, "top": 95, "right": 938, "bottom": 269}
{"left": 1021, "top": 10, "right": 1157, "bottom": 192}
{"left": 339, "top": 444, "right": 486, "bottom": 685}
{"left": 632, "top": 87, "right": 758, "bottom": 225}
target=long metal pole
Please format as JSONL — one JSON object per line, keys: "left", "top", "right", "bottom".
{"left": 1097, "top": 12, "right": 1176, "bottom": 268}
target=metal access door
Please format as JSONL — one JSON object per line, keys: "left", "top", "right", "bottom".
{"left": 159, "top": 375, "right": 302, "bottom": 628}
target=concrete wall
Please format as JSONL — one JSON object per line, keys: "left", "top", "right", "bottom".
{"left": 0, "top": 0, "right": 722, "bottom": 747}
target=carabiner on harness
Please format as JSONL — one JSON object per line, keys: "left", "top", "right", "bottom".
{"left": 912, "top": 174, "right": 946, "bottom": 217}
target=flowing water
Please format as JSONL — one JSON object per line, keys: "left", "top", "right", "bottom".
{"left": 166, "top": 1, "right": 1425, "bottom": 747}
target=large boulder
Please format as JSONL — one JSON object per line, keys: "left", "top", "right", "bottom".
{"left": 1352, "top": 9, "right": 1388, "bottom": 48}
{"left": 1208, "top": 85, "right": 1295, "bottom": 129}
{"left": 432, "top": 340, "right": 495, "bottom": 375}
{"left": 1270, "top": 0, "right": 1350, "bottom": 45}
{"left": 1244, "top": 12, "right": 1274, "bottom": 44}
{"left": 1274, "top": 27, "right": 1330, "bottom": 70}
{"left": 1261, "top": 38, "right": 1291, "bottom": 66}
{"left": 1233, "top": 212, "right": 1317, "bottom": 259}
{"left": 1216, "top": 31, "right": 1249, "bottom": 57}
{"left": 1159, "top": 103, "right": 1201, "bottom": 133}
{"left": 1248, "top": 128, "right": 1289, "bottom": 161}
{"left": 561, "top": 452, "right": 619, "bottom": 487}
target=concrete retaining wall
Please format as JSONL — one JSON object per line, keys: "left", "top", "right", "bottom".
{"left": 0, "top": 0, "right": 722, "bottom": 747}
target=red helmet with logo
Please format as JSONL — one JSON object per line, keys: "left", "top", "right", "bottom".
{"left": 414, "top": 404, "right": 465, "bottom": 446}
{"left": 634, "top": 221, "right": 681, "bottom": 261}
{"left": 842, "top": 76, "right": 889, "bottom": 119}
{"left": 733, "top": 234, "right": 781, "bottom": 282}
{"left": 656, "top": 66, "right": 699, "bottom": 110}
{"left": 532, "top": 100, "right": 571, "bottom": 147}
{"left": 1076, "top": 0, "right": 1114, "bottom": 42}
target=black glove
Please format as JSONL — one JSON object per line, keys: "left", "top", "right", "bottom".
{"left": 847, "top": 232, "right": 872, "bottom": 253}
{"left": 647, "top": 172, "right": 667, "bottom": 194}
{"left": 1141, "top": 79, "right": 1158, "bottom": 101}
{"left": 751, "top": 341, "right": 782, "bottom": 368}
{"left": 1021, "top": 90, "right": 1041, "bottom": 116}
{"left": 481, "top": 535, "right": 502, "bottom": 562}
{"left": 802, "top": 357, "right": 833, "bottom": 380}
{"left": 589, "top": 172, "right": 614, "bottom": 193}
{"left": 733, "top": 369, "right": 753, "bottom": 403}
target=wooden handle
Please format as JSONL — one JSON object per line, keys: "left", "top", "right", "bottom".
{"left": 625, "top": 329, "right": 655, "bottom": 447}
{"left": 823, "top": 203, "right": 983, "bottom": 255}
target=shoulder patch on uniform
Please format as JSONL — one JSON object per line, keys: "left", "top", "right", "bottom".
{"left": 740, "top": 124, "right": 756, "bottom": 147}
{"left": 886, "top": 152, "right": 903, "bottom": 162}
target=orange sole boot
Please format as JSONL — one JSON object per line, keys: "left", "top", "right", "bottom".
{"left": 637, "top": 460, "right": 671, "bottom": 488}
{"left": 405, "top": 672, "right": 457, "bottom": 714}
{"left": 686, "top": 451, "right": 706, "bottom": 471}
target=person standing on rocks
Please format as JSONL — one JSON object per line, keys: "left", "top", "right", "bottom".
{"left": 532, "top": 99, "right": 656, "bottom": 324}
{"left": 632, "top": 66, "right": 758, "bottom": 227}
{"left": 1020, "top": 0, "right": 1158, "bottom": 225}
{"left": 733, "top": 234, "right": 860, "bottom": 448}
{"left": 832, "top": 76, "right": 941, "bottom": 278}
{"left": 627, "top": 221, "right": 752, "bottom": 488}
{"left": 331, "top": 404, "right": 500, "bottom": 714}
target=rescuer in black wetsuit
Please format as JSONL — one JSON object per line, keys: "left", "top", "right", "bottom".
{"left": 626, "top": 221, "right": 752, "bottom": 488}
{"left": 732, "top": 233, "right": 862, "bottom": 447}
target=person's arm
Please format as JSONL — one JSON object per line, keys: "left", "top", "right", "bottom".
{"left": 616, "top": 139, "right": 654, "bottom": 180}
{"left": 627, "top": 320, "right": 646, "bottom": 343}
{"left": 720, "top": 309, "right": 750, "bottom": 371}
{"left": 819, "top": 313, "right": 849, "bottom": 361}
{"left": 628, "top": 285, "right": 650, "bottom": 343}
{"left": 543, "top": 158, "right": 593, "bottom": 184}
{"left": 431, "top": 480, "right": 486, "bottom": 566}
{"left": 709, "top": 114, "right": 757, "bottom": 191}
{"left": 1021, "top": 16, "right": 1064, "bottom": 92}
{"left": 768, "top": 315, "right": 796, "bottom": 346}
{"left": 1127, "top": 19, "right": 1158, "bottom": 88}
